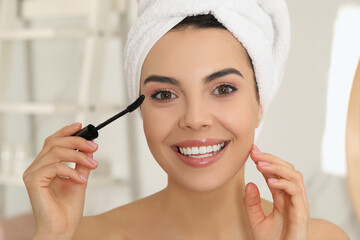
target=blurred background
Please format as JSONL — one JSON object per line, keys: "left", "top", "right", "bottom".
{"left": 0, "top": 0, "right": 359, "bottom": 239}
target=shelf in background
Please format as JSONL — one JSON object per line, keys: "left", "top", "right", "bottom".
{"left": 0, "top": 29, "right": 88, "bottom": 41}
{"left": 0, "top": 29, "right": 121, "bottom": 41}
{"left": 21, "top": 0, "right": 126, "bottom": 20}
{"left": 0, "top": 175, "right": 127, "bottom": 187}
{"left": 0, "top": 102, "right": 124, "bottom": 114}
{"left": 0, "top": 175, "right": 24, "bottom": 187}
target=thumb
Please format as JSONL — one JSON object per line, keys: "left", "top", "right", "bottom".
{"left": 244, "top": 182, "right": 266, "bottom": 229}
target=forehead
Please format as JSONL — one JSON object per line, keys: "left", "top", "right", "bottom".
{"left": 141, "top": 27, "right": 253, "bottom": 82}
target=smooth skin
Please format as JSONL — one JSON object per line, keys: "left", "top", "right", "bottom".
{"left": 24, "top": 27, "right": 349, "bottom": 239}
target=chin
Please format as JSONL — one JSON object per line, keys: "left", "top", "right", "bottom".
{"left": 164, "top": 155, "right": 247, "bottom": 193}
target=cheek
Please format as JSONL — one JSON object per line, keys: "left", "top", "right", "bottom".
{"left": 141, "top": 103, "right": 179, "bottom": 149}
{"left": 212, "top": 98, "right": 256, "bottom": 137}
{"left": 141, "top": 104, "right": 181, "bottom": 175}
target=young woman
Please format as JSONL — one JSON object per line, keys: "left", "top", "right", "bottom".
{"left": 24, "top": 7, "right": 349, "bottom": 240}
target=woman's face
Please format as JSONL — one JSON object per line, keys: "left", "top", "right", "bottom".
{"left": 140, "top": 27, "right": 262, "bottom": 192}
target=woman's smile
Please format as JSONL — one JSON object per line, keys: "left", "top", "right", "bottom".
{"left": 171, "top": 139, "right": 230, "bottom": 168}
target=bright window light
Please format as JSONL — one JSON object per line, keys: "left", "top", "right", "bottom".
{"left": 321, "top": 4, "right": 360, "bottom": 177}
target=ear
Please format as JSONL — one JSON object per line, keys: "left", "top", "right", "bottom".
{"left": 255, "top": 104, "right": 263, "bottom": 128}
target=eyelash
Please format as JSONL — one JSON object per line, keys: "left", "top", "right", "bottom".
{"left": 212, "top": 84, "right": 238, "bottom": 96}
{"left": 150, "top": 89, "right": 177, "bottom": 102}
{"left": 149, "top": 84, "right": 238, "bottom": 102}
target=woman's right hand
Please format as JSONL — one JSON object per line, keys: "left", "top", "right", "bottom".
{"left": 23, "top": 123, "right": 99, "bottom": 240}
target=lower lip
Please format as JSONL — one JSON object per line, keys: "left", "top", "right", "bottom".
{"left": 173, "top": 144, "right": 228, "bottom": 168}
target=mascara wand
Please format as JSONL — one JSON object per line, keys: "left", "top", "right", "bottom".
{"left": 72, "top": 95, "right": 145, "bottom": 141}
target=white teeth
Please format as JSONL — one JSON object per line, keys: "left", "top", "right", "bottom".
{"left": 186, "top": 147, "right": 191, "bottom": 154}
{"left": 199, "top": 146, "right": 207, "bottom": 154}
{"left": 191, "top": 153, "right": 214, "bottom": 158}
{"left": 213, "top": 144, "right": 219, "bottom": 151}
{"left": 177, "top": 142, "right": 226, "bottom": 157}
{"left": 191, "top": 147, "right": 199, "bottom": 154}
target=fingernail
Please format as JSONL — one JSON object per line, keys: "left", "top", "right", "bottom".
{"left": 87, "top": 156, "right": 98, "bottom": 166}
{"left": 268, "top": 178, "right": 278, "bottom": 183}
{"left": 79, "top": 174, "right": 87, "bottom": 182}
{"left": 258, "top": 161, "right": 270, "bottom": 166}
{"left": 71, "top": 122, "right": 81, "bottom": 127}
{"left": 86, "top": 141, "right": 98, "bottom": 148}
{"left": 251, "top": 149, "right": 263, "bottom": 155}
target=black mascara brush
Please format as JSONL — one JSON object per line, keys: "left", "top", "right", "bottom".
{"left": 72, "top": 95, "right": 145, "bottom": 141}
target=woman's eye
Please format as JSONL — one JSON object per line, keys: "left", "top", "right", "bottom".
{"left": 213, "top": 84, "right": 237, "bottom": 96}
{"left": 150, "top": 90, "right": 177, "bottom": 101}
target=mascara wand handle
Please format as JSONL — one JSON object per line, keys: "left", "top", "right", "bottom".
{"left": 72, "top": 124, "right": 98, "bottom": 141}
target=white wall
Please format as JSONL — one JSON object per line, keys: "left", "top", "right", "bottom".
{"left": 0, "top": 0, "right": 359, "bottom": 238}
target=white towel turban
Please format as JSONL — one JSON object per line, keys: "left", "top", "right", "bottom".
{"left": 124, "top": 0, "right": 291, "bottom": 142}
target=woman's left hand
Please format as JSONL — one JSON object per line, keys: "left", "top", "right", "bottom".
{"left": 244, "top": 144, "right": 310, "bottom": 240}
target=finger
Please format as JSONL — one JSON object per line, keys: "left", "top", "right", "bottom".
{"left": 253, "top": 162, "right": 284, "bottom": 213}
{"left": 250, "top": 145, "right": 293, "bottom": 194}
{"left": 249, "top": 148, "right": 277, "bottom": 189}
{"left": 75, "top": 153, "right": 92, "bottom": 180}
{"left": 257, "top": 162, "right": 309, "bottom": 212}
{"left": 45, "top": 123, "right": 83, "bottom": 142}
{"left": 38, "top": 136, "right": 98, "bottom": 161}
{"left": 267, "top": 178, "right": 309, "bottom": 219}
{"left": 268, "top": 178, "right": 310, "bottom": 223}
{"left": 257, "top": 163, "right": 302, "bottom": 184}
{"left": 252, "top": 159, "right": 277, "bottom": 184}
{"left": 32, "top": 147, "right": 98, "bottom": 172}
{"left": 24, "top": 162, "right": 87, "bottom": 190}
{"left": 271, "top": 187, "right": 287, "bottom": 214}
{"left": 251, "top": 144, "right": 294, "bottom": 169}
{"left": 250, "top": 145, "right": 294, "bottom": 215}
{"left": 244, "top": 182, "right": 266, "bottom": 230}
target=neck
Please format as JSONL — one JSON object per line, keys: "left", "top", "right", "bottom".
{"left": 161, "top": 167, "right": 251, "bottom": 239}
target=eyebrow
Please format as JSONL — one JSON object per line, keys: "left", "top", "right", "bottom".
{"left": 204, "top": 68, "right": 244, "bottom": 83}
{"left": 143, "top": 68, "right": 244, "bottom": 86}
{"left": 144, "top": 75, "right": 180, "bottom": 86}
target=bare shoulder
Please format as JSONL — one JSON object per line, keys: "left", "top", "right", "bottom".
{"left": 308, "top": 218, "right": 349, "bottom": 240}
{"left": 260, "top": 199, "right": 349, "bottom": 240}
{"left": 73, "top": 191, "right": 165, "bottom": 240}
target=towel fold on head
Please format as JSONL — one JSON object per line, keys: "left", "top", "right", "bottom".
{"left": 124, "top": 0, "right": 291, "bottom": 142}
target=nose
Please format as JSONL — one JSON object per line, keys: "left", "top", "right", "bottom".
{"left": 178, "top": 98, "right": 213, "bottom": 131}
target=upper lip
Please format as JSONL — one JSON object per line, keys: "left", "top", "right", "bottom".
{"left": 173, "top": 139, "right": 229, "bottom": 148}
